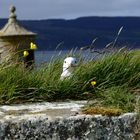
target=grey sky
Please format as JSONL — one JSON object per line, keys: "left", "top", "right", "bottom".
{"left": 0, "top": 0, "right": 140, "bottom": 20}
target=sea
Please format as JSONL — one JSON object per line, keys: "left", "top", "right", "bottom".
{"left": 35, "top": 50, "right": 102, "bottom": 66}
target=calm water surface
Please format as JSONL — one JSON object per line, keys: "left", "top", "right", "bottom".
{"left": 35, "top": 50, "right": 101, "bottom": 66}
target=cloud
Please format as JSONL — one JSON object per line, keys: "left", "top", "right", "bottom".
{"left": 0, "top": 0, "right": 140, "bottom": 20}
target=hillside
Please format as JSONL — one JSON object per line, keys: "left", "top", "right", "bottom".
{"left": 0, "top": 17, "right": 140, "bottom": 50}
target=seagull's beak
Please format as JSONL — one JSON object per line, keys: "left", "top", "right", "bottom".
{"left": 70, "top": 63, "right": 77, "bottom": 67}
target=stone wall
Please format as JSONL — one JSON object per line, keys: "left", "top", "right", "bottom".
{"left": 0, "top": 113, "right": 138, "bottom": 140}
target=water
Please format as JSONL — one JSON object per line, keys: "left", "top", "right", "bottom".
{"left": 35, "top": 50, "right": 102, "bottom": 66}
{"left": 35, "top": 50, "right": 68, "bottom": 65}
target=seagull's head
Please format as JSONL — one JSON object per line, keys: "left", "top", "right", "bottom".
{"left": 61, "top": 57, "right": 78, "bottom": 80}
{"left": 63, "top": 57, "right": 78, "bottom": 71}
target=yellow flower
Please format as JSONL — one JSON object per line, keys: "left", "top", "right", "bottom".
{"left": 91, "top": 81, "right": 96, "bottom": 86}
{"left": 23, "top": 51, "right": 29, "bottom": 57}
{"left": 30, "top": 42, "right": 37, "bottom": 50}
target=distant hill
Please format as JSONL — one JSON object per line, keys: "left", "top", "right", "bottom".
{"left": 0, "top": 16, "right": 140, "bottom": 50}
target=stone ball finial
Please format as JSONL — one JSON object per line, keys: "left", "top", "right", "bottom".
{"left": 10, "top": 5, "right": 16, "bottom": 13}
{"left": 9, "top": 5, "right": 17, "bottom": 22}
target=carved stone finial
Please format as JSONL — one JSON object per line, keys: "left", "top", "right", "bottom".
{"left": 9, "top": 5, "right": 17, "bottom": 23}
{"left": 10, "top": 5, "right": 16, "bottom": 13}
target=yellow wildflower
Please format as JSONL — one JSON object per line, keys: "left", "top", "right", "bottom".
{"left": 23, "top": 51, "right": 29, "bottom": 57}
{"left": 91, "top": 81, "right": 96, "bottom": 86}
{"left": 30, "top": 42, "right": 37, "bottom": 50}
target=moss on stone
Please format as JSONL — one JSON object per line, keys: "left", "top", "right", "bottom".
{"left": 82, "top": 106, "right": 123, "bottom": 116}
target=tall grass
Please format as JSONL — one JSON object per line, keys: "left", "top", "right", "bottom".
{"left": 0, "top": 49, "right": 139, "bottom": 113}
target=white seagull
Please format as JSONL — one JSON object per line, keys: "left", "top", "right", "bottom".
{"left": 60, "top": 57, "right": 78, "bottom": 80}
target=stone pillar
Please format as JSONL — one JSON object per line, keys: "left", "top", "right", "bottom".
{"left": 0, "top": 5, "right": 37, "bottom": 67}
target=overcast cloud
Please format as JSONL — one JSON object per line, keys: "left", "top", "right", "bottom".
{"left": 0, "top": 0, "right": 140, "bottom": 20}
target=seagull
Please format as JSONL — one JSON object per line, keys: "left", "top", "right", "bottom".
{"left": 60, "top": 57, "right": 78, "bottom": 80}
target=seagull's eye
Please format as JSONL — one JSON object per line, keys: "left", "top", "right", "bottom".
{"left": 64, "top": 61, "right": 66, "bottom": 63}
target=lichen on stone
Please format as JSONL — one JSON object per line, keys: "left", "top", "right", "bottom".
{"left": 82, "top": 106, "right": 123, "bottom": 116}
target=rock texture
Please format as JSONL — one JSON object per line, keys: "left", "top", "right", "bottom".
{"left": 0, "top": 113, "right": 138, "bottom": 140}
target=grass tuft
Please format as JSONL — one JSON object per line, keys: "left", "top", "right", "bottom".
{"left": 0, "top": 49, "right": 139, "bottom": 115}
